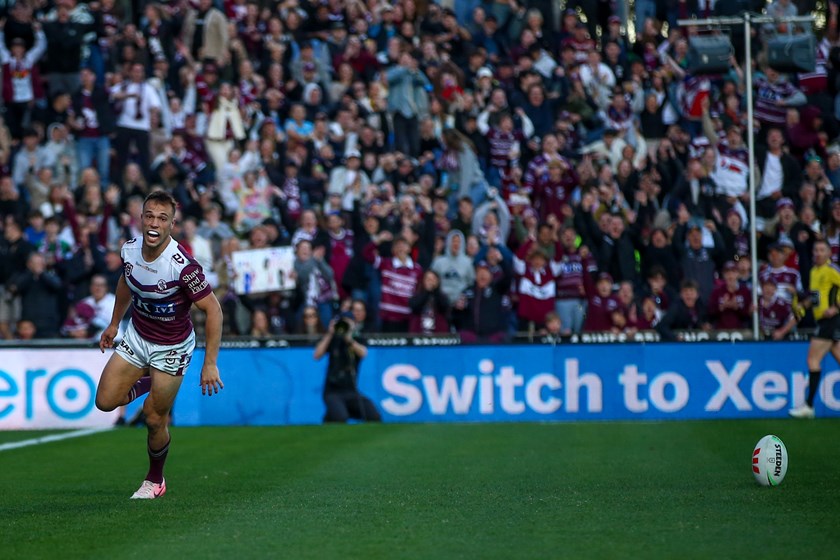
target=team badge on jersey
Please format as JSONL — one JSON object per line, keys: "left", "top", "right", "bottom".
{"left": 157, "top": 279, "right": 168, "bottom": 292}
{"left": 125, "top": 263, "right": 133, "bottom": 277}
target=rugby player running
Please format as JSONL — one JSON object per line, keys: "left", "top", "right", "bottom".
{"left": 95, "top": 191, "right": 223, "bottom": 498}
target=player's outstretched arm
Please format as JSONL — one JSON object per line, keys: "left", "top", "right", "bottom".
{"left": 195, "top": 292, "right": 224, "bottom": 396}
{"left": 100, "top": 275, "right": 132, "bottom": 353}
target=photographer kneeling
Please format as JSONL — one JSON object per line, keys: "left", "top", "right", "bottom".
{"left": 313, "top": 312, "right": 382, "bottom": 423}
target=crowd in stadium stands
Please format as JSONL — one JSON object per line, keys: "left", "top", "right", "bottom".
{"left": 0, "top": 0, "right": 837, "bottom": 342}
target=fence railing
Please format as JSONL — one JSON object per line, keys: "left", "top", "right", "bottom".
{"left": 0, "top": 329, "right": 815, "bottom": 349}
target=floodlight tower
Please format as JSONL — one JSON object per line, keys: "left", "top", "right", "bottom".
{"left": 678, "top": 13, "right": 816, "bottom": 339}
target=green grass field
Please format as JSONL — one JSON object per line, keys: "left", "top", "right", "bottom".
{"left": 1, "top": 421, "right": 839, "bottom": 559}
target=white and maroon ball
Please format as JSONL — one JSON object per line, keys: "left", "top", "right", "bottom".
{"left": 752, "top": 435, "right": 788, "bottom": 487}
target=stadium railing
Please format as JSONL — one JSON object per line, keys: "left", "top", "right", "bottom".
{"left": 0, "top": 329, "right": 814, "bottom": 349}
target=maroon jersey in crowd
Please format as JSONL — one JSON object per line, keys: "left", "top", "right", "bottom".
{"left": 172, "top": 147, "right": 207, "bottom": 179}
{"left": 707, "top": 284, "right": 752, "bottom": 329}
{"left": 239, "top": 78, "right": 257, "bottom": 107}
{"left": 77, "top": 91, "right": 101, "bottom": 138}
{"left": 759, "top": 295, "right": 794, "bottom": 335}
{"left": 561, "top": 36, "right": 595, "bottom": 63}
{"left": 196, "top": 76, "right": 217, "bottom": 107}
{"left": 533, "top": 172, "right": 575, "bottom": 221}
{"left": 522, "top": 153, "right": 549, "bottom": 193}
{"left": 486, "top": 127, "right": 524, "bottom": 170}
{"left": 363, "top": 244, "right": 423, "bottom": 322}
{"left": 584, "top": 293, "right": 621, "bottom": 331}
{"left": 647, "top": 288, "right": 671, "bottom": 312}
{"left": 328, "top": 228, "right": 354, "bottom": 299}
{"left": 634, "top": 312, "right": 657, "bottom": 330}
{"left": 758, "top": 265, "right": 802, "bottom": 302}
{"left": 281, "top": 176, "right": 303, "bottom": 223}
{"left": 513, "top": 240, "right": 562, "bottom": 325}
{"left": 522, "top": 154, "right": 578, "bottom": 192}
{"left": 829, "top": 232, "right": 840, "bottom": 265}
{"left": 555, "top": 250, "right": 596, "bottom": 300}
{"left": 798, "top": 38, "right": 829, "bottom": 95}
{"left": 754, "top": 76, "right": 800, "bottom": 125}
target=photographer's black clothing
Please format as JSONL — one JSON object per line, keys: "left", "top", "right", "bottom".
{"left": 324, "top": 392, "right": 381, "bottom": 423}
{"left": 324, "top": 333, "right": 360, "bottom": 393}
{"left": 323, "top": 335, "right": 381, "bottom": 423}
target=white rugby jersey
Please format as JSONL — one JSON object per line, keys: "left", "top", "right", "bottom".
{"left": 711, "top": 150, "right": 749, "bottom": 198}
{"left": 121, "top": 237, "right": 212, "bottom": 345}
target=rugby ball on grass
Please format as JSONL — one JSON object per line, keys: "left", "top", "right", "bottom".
{"left": 752, "top": 435, "right": 788, "bottom": 487}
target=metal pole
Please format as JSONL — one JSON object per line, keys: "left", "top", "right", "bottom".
{"left": 744, "top": 13, "right": 760, "bottom": 340}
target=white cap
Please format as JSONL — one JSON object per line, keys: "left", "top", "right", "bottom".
{"left": 345, "top": 149, "right": 361, "bottom": 159}
{"left": 477, "top": 67, "right": 493, "bottom": 79}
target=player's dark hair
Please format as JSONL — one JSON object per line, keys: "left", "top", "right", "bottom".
{"left": 143, "top": 191, "right": 178, "bottom": 216}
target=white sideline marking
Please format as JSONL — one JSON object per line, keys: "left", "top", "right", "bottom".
{"left": 0, "top": 428, "right": 111, "bottom": 453}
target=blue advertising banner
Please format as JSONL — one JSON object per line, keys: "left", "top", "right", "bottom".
{"left": 173, "top": 348, "right": 326, "bottom": 426}
{"left": 2, "top": 342, "right": 839, "bottom": 429}
{"left": 366, "top": 343, "right": 840, "bottom": 422}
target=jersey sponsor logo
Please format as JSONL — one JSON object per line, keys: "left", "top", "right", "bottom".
{"left": 132, "top": 293, "right": 177, "bottom": 317}
{"left": 559, "top": 261, "right": 584, "bottom": 274}
{"left": 134, "top": 262, "right": 158, "bottom": 273}
{"left": 182, "top": 269, "right": 208, "bottom": 295}
{"left": 125, "top": 238, "right": 137, "bottom": 244}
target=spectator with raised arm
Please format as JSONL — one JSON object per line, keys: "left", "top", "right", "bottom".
{"left": 0, "top": 18, "right": 46, "bottom": 140}
{"left": 386, "top": 51, "right": 431, "bottom": 157}
{"left": 42, "top": 2, "right": 95, "bottom": 95}
{"left": 363, "top": 233, "right": 423, "bottom": 333}
{"left": 110, "top": 63, "right": 163, "bottom": 180}
{"left": 72, "top": 67, "right": 116, "bottom": 183}
{"left": 456, "top": 259, "right": 512, "bottom": 343}
{"left": 8, "top": 252, "right": 62, "bottom": 338}
{"left": 182, "top": 0, "right": 230, "bottom": 68}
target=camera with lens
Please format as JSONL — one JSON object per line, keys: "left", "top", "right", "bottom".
{"left": 333, "top": 311, "right": 355, "bottom": 338}
{"left": 334, "top": 317, "right": 351, "bottom": 336}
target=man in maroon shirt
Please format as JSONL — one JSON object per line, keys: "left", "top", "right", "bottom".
{"left": 555, "top": 226, "right": 596, "bottom": 334}
{"left": 583, "top": 272, "right": 620, "bottom": 332}
{"left": 534, "top": 159, "right": 575, "bottom": 222}
{"left": 758, "top": 277, "right": 797, "bottom": 340}
{"left": 363, "top": 234, "right": 423, "bottom": 333}
{"left": 708, "top": 261, "right": 752, "bottom": 329}
{"left": 71, "top": 67, "right": 116, "bottom": 182}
